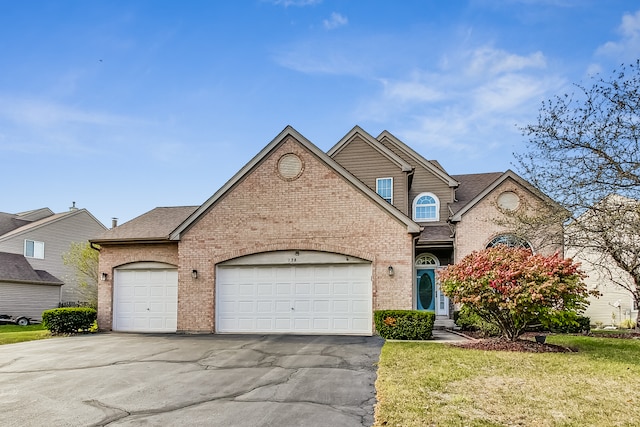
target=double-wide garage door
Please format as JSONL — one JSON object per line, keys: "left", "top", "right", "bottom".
{"left": 216, "top": 263, "right": 372, "bottom": 335}
{"left": 113, "top": 265, "right": 178, "bottom": 333}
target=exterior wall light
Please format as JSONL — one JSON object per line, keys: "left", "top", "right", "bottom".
{"left": 101, "top": 273, "right": 108, "bottom": 281}
{"left": 388, "top": 266, "right": 394, "bottom": 276}
{"left": 192, "top": 269, "right": 198, "bottom": 279}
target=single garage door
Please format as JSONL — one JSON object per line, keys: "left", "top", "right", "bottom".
{"left": 216, "top": 259, "right": 372, "bottom": 335}
{"left": 113, "top": 263, "right": 178, "bottom": 332}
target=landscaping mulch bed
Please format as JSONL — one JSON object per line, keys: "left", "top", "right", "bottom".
{"left": 591, "top": 331, "right": 640, "bottom": 339}
{"left": 453, "top": 337, "right": 572, "bottom": 353}
{"left": 452, "top": 330, "right": 640, "bottom": 353}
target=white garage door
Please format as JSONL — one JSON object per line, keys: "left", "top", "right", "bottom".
{"left": 113, "top": 265, "right": 178, "bottom": 333}
{"left": 216, "top": 263, "right": 372, "bottom": 335}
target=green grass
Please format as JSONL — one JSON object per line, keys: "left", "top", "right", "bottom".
{"left": 375, "top": 335, "right": 640, "bottom": 426}
{"left": 0, "top": 323, "right": 50, "bottom": 345}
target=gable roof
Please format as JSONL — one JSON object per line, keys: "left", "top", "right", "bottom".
{"left": 0, "top": 209, "right": 106, "bottom": 243}
{"left": 170, "top": 125, "right": 420, "bottom": 240}
{"left": 15, "top": 208, "right": 55, "bottom": 222}
{"left": 327, "top": 125, "right": 413, "bottom": 172}
{"left": 449, "top": 169, "right": 559, "bottom": 222}
{"left": 376, "top": 130, "right": 459, "bottom": 187}
{"left": 449, "top": 172, "right": 504, "bottom": 215}
{"left": 0, "top": 251, "right": 63, "bottom": 285}
{"left": 0, "top": 212, "right": 31, "bottom": 236}
{"left": 91, "top": 206, "right": 199, "bottom": 244}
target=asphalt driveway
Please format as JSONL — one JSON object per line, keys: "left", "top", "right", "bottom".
{"left": 0, "top": 333, "right": 383, "bottom": 427}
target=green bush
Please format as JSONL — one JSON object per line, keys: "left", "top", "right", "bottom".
{"left": 550, "top": 314, "right": 591, "bottom": 334}
{"left": 42, "top": 307, "right": 97, "bottom": 335}
{"left": 454, "top": 306, "right": 501, "bottom": 337}
{"left": 374, "top": 310, "right": 435, "bottom": 340}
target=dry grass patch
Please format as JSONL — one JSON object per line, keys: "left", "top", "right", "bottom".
{"left": 375, "top": 336, "right": 640, "bottom": 426}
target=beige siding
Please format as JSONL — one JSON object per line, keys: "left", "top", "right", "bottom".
{"left": 0, "top": 211, "right": 106, "bottom": 303}
{"left": 377, "top": 136, "right": 454, "bottom": 223}
{"left": 567, "top": 245, "right": 638, "bottom": 326}
{"left": 332, "top": 135, "right": 409, "bottom": 215}
{"left": 0, "top": 282, "right": 61, "bottom": 321}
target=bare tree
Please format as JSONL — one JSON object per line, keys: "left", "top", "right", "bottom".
{"left": 515, "top": 61, "right": 640, "bottom": 329}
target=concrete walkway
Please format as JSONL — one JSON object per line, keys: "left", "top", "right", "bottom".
{"left": 431, "top": 329, "right": 473, "bottom": 343}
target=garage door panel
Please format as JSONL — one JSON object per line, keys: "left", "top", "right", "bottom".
{"left": 313, "top": 300, "right": 330, "bottom": 312}
{"left": 294, "top": 300, "right": 310, "bottom": 312}
{"left": 114, "top": 267, "right": 178, "bottom": 333}
{"left": 314, "top": 283, "right": 330, "bottom": 295}
{"left": 217, "top": 263, "right": 372, "bottom": 335}
{"left": 239, "top": 284, "right": 255, "bottom": 296}
{"left": 256, "top": 301, "right": 273, "bottom": 312}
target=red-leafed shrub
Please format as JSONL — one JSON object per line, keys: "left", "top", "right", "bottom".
{"left": 438, "top": 246, "right": 596, "bottom": 341}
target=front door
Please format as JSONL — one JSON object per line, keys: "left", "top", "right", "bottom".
{"left": 416, "top": 268, "right": 449, "bottom": 315}
{"left": 416, "top": 269, "right": 435, "bottom": 311}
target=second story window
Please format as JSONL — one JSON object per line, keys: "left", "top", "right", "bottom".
{"left": 413, "top": 193, "right": 439, "bottom": 221}
{"left": 376, "top": 178, "right": 393, "bottom": 204}
{"left": 24, "top": 240, "right": 45, "bottom": 259}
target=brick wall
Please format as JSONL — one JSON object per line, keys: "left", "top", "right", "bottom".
{"left": 177, "top": 137, "right": 415, "bottom": 332}
{"left": 96, "top": 243, "right": 178, "bottom": 330}
{"left": 454, "top": 179, "right": 563, "bottom": 262}
{"left": 97, "top": 136, "right": 415, "bottom": 333}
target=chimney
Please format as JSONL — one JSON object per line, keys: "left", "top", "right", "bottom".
{"left": 111, "top": 218, "right": 118, "bottom": 229}
{"left": 69, "top": 201, "right": 78, "bottom": 211}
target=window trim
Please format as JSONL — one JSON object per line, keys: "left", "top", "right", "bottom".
{"left": 24, "top": 239, "right": 45, "bottom": 259}
{"left": 412, "top": 192, "right": 440, "bottom": 222}
{"left": 485, "top": 234, "right": 532, "bottom": 251}
{"left": 376, "top": 177, "right": 393, "bottom": 204}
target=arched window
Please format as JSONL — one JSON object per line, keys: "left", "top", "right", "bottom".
{"left": 415, "top": 253, "right": 440, "bottom": 267}
{"left": 486, "top": 234, "right": 532, "bottom": 250}
{"left": 413, "top": 193, "right": 439, "bottom": 222}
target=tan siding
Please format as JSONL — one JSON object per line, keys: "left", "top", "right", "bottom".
{"left": 377, "top": 137, "right": 453, "bottom": 223}
{"left": 0, "top": 211, "right": 106, "bottom": 303}
{"left": 0, "top": 282, "right": 61, "bottom": 321}
{"left": 332, "top": 135, "right": 408, "bottom": 215}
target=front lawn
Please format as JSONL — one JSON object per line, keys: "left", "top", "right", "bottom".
{"left": 0, "top": 324, "right": 50, "bottom": 345}
{"left": 375, "top": 335, "right": 640, "bottom": 426}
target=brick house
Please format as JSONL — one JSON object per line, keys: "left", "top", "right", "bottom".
{"left": 92, "top": 126, "right": 561, "bottom": 334}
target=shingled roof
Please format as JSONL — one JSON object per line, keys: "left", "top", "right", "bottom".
{"left": 449, "top": 172, "right": 503, "bottom": 215}
{"left": 91, "top": 206, "right": 199, "bottom": 243}
{"left": 0, "top": 252, "right": 63, "bottom": 285}
{"left": 0, "top": 212, "right": 31, "bottom": 236}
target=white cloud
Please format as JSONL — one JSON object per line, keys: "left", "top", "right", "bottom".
{"left": 353, "top": 45, "right": 564, "bottom": 163}
{"left": 0, "top": 97, "right": 139, "bottom": 128}
{"left": 596, "top": 9, "right": 640, "bottom": 60}
{"left": 467, "top": 47, "right": 546, "bottom": 76}
{"left": 323, "top": 12, "right": 348, "bottom": 30}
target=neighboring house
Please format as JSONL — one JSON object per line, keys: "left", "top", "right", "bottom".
{"left": 0, "top": 251, "right": 63, "bottom": 322}
{"left": 0, "top": 205, "right": 107, "bottom": 304}
{"left": 92, "top": 126, "right": 562, "bottom": 335}
{"left": 566, "top": 195, "right": 640, "bottom": 326}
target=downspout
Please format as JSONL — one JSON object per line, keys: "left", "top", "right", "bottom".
{"left": 412, "top": 234, "right": 420, "bottom": 310}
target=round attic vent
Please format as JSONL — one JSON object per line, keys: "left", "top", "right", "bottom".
{"left": 497, "top": 191, "right": 520, "bottom": 211}
{"left": 277, "top": 153, "right": 304, "bottom": 180}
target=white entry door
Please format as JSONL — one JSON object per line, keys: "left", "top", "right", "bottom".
{"left": 216, "top": 263, "right": 372, "bottom": 335}
{"left": 113, "top": 266, "right": 178, "bottom": 332}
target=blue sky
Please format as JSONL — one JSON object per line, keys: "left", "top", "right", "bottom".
{"left": 1, "top": 0, "right": 639, "bottom": 227}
